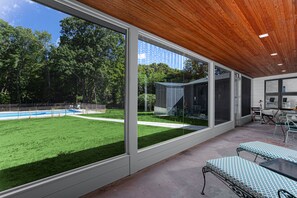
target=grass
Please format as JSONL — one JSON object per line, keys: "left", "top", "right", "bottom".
{"left": 0, "top": 115, "right": 193, "bottom": 191}
{"left": 84, "top": 109, "right": 208, "bottom": 126}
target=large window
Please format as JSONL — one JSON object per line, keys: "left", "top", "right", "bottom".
{"left": 137, "top": 37, "right": 209, "bottom": 148}
{"left": 0, "top": 1, "right": 126, "bottom": 191}
{"left": 241, "top": 76, "right": 251, "bottom": 117}
{"left": 265, "top": 78, "right": 297, "bottom": 109}
{"left": 215, "top": 66, "right": 231, "bottom": 125}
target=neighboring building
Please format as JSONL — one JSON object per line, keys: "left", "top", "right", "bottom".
{"left": 154, "top": 73, "right": 230, "bottom": 122}
{"left": 184, "top": 78, "right": 208, "bottom": 117}
{"left": 155, "top": 82, "right": 184, "bottom": 116}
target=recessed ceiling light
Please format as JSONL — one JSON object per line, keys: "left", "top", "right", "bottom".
{"left": 271, "top": 53, "right": 278, "bottom": 56}
{"left": 282, "top": 70, "right": 286, "bottom": 72}
{"left": 259, "top": 33, "right": 269, "bottom": 38}
{"left": 277, "top": 63, "right": 283, "bottom": 66}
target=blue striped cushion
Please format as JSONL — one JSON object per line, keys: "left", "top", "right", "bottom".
{"left": 207, "top": 156, "right": 297, "bottom": 198}
{"left": 240, "top": 141, "right": 297, "bottom": 163}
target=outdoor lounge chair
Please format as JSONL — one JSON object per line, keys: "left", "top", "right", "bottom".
{"left": 201, "top": 156, "right": 297, "bottom": 198}
{"left": 236, "top": 141, "right": 297, "bottom": 163}
{"left": 274, "top": 114, "right": 287, "bottom": 138}
{"left": 285, "top": 114, "right": 297, "bottom": 143}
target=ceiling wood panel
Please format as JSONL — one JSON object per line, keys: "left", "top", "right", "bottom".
{"left": 78, "top": 0, "right": 297, "bottom": 77}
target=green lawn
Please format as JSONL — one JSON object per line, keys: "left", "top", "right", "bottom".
{"left": 0, "top": 116, "right": 193, "bottom": 191}
{"left": 84, "top": 109, "right": 208, "bottom": 126}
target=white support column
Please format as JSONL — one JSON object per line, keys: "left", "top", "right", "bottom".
{"left": 231, "top": 71, "right": 235, "bottom": 126}
{"left": 127, "top": 26, "right": 138, "bottom": 174}
{"left": 237, "top": 73, "right": 242, "bottom": 119}
{"left": 208, "top": 61, "right": 215, "bottom": 128}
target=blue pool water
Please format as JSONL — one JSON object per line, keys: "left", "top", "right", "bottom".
{"left": 0, "top": 109, "right": 81, "bottom": 119}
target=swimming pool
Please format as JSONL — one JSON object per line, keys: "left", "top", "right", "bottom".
{"left": 0, "top": 109, "right": 82, "bottom": 120}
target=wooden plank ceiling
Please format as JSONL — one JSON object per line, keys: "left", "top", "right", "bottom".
{"left": 78, "top": 0, "right": 297, "bottom": 77}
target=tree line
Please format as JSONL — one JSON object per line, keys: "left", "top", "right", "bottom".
{"left": 0, "top": 17, "right": 207, "bottom": 107}
{"left": 0, "top": 17, "right": 125, "bottom": 107}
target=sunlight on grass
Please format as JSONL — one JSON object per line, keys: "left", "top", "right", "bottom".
{"left": 0, "top": 115, "right": 193, "bottom": 191}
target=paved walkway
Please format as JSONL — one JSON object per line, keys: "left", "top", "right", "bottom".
{"left": 70, "top": 115, "right": 206, "bottom": 131}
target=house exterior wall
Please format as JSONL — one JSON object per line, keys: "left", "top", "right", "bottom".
{"left": 155, "top": 84, "right": 166, "bottom": 109}
{"left": 184, "top": 83, "right": 208, "bottom": 116}
{"left": 166, "top": 87, "right": 184, "bottom": 115}
{"left": 252, "top": 72, "right": 297, "bottom": 107}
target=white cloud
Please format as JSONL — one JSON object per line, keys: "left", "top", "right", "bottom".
{"left": 0, "top": 1, "right": 20, "bottom": 20}
{"left": 138, "top": 53, "right": 146, "bottom": 60}
{"left": 0, "top": 0, "right": 35, "bottom": 24}
{"left": 25, "top": 0, "right": 35, "bottom": 4}
{"left": 13, "top": 3, "right": 19, "bottom": 8}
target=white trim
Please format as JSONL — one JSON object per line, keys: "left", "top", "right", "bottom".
{"left": 208, "top": 61, "right": 215, "bottom": 128}
{"left": 241, "top": 73, "right": 253, "bottom": 79}
{"left": 231, "top": 71, "right": 235, "bottom": 123}
{"left": 127, "top": 26, "right": 139, "bottom": 174}
{"left": 214, "top": 61, "right": 233, "bottom": 72}
{"left": 40, "top": 0, "right": 131, "bottom": 30}
{"left": 237, "top": 73, "right": 242, "bottom": 119}
{"left": 0, "top": 156, "right": 129, "bottom": 198}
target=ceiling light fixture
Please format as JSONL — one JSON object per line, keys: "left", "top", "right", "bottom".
{"left": 282, "top": 70, "right": 286, "bottom": 72}
{"left": 277, "top": 63, "right": 283, "bottom": 66}
{"left": 270, "top": 53, "right": 278, "bottom": 56}
{"left": 259, "top": 33, "right": 269, "bottom": 38}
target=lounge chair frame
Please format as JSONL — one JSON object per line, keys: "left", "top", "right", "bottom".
{"left": 201, "top": 166, "right": 254, "bottom": 198}
{"left": 236, "top": 147, "right": 272, "bottom": 162}
{"left": 278, "top": 189, "right": 296, "bottom": 198}
{"left": 201, "top": 155, "right": 297, "bottom": 198}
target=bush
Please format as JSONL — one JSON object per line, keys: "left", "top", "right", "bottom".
{"left": 138, "top": 94, "right": 156, "bottom": 111}
{"left": 0, "top": 92, "right": 10, "bottom": 104}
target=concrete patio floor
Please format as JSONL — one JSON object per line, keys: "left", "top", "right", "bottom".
{"left": 82, "top": 121, "right": 297, "bottom": 198}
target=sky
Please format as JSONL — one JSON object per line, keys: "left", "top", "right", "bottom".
{"left": 0, "top": 0, "right": 188, "bottom": 69}
{"left": 0, "top": 0, "right": 68, "bottom": 45}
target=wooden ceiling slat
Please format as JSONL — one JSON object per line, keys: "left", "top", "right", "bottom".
{"left": 78, "top": 0, "right": 297, "bottom": 77}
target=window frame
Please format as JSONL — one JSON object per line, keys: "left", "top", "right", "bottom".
{"left": 264, "top": 77, "right": 297, "bottom": 109}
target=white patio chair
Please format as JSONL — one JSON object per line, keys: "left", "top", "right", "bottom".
{"left": 285, "top": 114, "right": 297, "bottom": 143}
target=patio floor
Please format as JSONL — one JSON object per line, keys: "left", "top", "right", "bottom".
{"left": 82, "top": 122, "right": 297, "bottom": 198}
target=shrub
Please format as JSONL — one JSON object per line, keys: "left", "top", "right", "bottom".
{"left": 138, "top": 94, "right": 156, "bottom": 111}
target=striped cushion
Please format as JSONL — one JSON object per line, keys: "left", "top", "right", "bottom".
{"left": 207, "top": 156, "right": 297, "bottom": 198}
{"left": 240, "top": 141, "right": 297, "bottom": 163}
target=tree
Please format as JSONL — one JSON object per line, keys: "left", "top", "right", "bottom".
{"left": 183, "top": 59, "right": 208, "bottom": 82}
{"left": 138, "top": 63, "right": 181, "bottom": 95}
{"left": 0, "top": 19, "right": 51, "bottom": 104}
{"left": 49, "top": 17, "right": 126, "bottom": 106}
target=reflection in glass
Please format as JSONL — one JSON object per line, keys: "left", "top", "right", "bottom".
{"left": 266, "top": 96, "right": 278, "bottom": 108}
{"left": 266, "top": 80, "right": 278, "bottom": 93}
{"left": 241, "top": 77, "right": 251, "bottom": 117}
{"left": 282, "top": 78, "right": 297, "bottom": 93}
{"left": 282, "top": 96, "right": 297, "bottom": 109}
{"left": 215, "top": 66, "right": 231, "bottom": 125}
{"left": 138, "top": 38, "right": 208, "bottom": 148}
